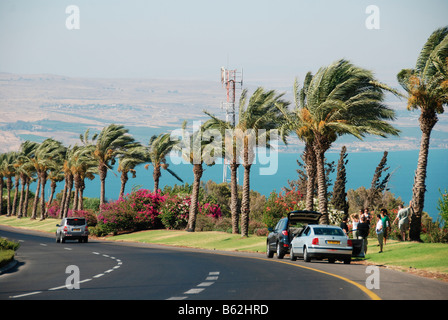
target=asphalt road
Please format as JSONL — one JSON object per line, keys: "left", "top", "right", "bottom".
{"left": 1, "top": 226, "right": 448, "bottom": 303}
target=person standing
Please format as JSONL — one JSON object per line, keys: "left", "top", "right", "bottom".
{"left": 340, "top": 216, "right": 349, "bottom": 236}
{"left": 357, "top": 215, "right": 370, "bottom": 254}
{"left": 375, "top": 214, "right": 384, "bottom": 253}
{"left": 393, "top": 202, "right": 412, "bottom": 241}
{"left": 380, "top": 208, "right": 391, "bottom": 245}
{"left": 350, "top": 213, "right": 359, "bottom": 239}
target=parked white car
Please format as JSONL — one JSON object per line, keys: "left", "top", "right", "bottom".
{"left": 290, "top": 224, "right": 352, "bottom": 264}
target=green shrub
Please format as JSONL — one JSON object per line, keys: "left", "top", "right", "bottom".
{"left": 0, "top": 237, "right": 20, "bottom": 251}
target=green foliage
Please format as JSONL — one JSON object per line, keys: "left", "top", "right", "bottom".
{"left": 437, "top": 188, "right": 448, "bottom": 227}
{"left": 0, "top": 237, "right": 20, "bottom": 251}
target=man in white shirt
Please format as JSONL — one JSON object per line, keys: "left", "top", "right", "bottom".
{"left": 375, "top": 214, "right": 383, "bottom": 253}
{"left": 394, "top": 201, "right": 412, "bottom": 241}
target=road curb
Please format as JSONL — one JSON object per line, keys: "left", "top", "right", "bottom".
{"left": 0, "top": 258, "right": 18, "bottom": 275}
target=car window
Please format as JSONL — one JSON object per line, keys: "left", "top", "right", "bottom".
{"left": 313, "top": 227, "right": 344, "bottom": 236}
{"left": 67, "top": 218, "right": 86, "bottom": 226}
{"left": 303, "top": 227, "right": 310, "bottom": 236}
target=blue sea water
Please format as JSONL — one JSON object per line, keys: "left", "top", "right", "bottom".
{"left": 38, "top": 148, "right": 447, "bottom": 220}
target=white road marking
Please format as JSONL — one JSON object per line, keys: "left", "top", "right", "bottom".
{"left": 10, "top": 291, "right": 42, "bottom": 298}
{"left": 197, "top": 282, "right": 214, "bottom": 287}
{"left": 10, "top": 249, "right": 122, "bottom": 299}
{"left": 184, "top": 288, "right": 205, "bottom": 294}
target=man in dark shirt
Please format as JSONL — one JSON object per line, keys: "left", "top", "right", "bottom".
{"left": 357, "top": 216, "right": 370, "bottom": 254}
{"left": 340, "top": 216, "right": 349, "bottom": 236}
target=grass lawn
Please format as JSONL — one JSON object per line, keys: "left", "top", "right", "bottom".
{"left": 110, "top": 229, "right": 267, "bottom": 253}
{"left": 364, "top": 239, "right": 448, "bottom": 274}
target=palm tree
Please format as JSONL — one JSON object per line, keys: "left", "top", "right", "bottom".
{"left": 277, "top": 76, "right": 317, "bottom": 211}
{"left": 397, "top": 26, "right": 448, "bottom": 240}
{"left": 283, "top": 59, "right": 400, "bottom": 224}
{"left": 0, "top": 153, "right": 5, "bottom": 215}
{"left": 70, "top": 145, "right": 96, "bottom": 211}
{"left": 0, "top": 152, "right": 18, "bottom": 216}
{"left": 117, "top": 144, "right": 147, "bottom": 198}
{"left": 203, "top": 112, "right": 241, "bottom": 234}
{"left": 177, "top": 121, "right": 218, "bottom": 232}
{"left": 29, "top": 139, "right": 65, "bottom": 220}
{"left": 235, "top": 88, "right": 288, "bottom": 237}
{"left": 146, "top": 133, "right": 183, "bottom": 193}
{"left": 204, "top": 87, "right": 288, "bottom": 236}
{"left": 81, "top": 125, "right": 136, "bottom": 207}
{"left": 15, "top": 141, "right": 39, "bottom": 218}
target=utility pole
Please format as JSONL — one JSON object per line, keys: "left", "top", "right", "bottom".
{"left": 220, "top": 67, "right": 243, "bottom": 182}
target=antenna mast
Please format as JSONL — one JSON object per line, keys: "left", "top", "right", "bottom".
{"left": 220, "top": 66, "right": 243, "bottom": 183}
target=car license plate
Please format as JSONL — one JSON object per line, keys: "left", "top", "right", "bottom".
{"left": 73, "top": 228, "right": 81, "bottom": 232}
{"left": 327, "top": 240, "right": 340, "bottom": 244}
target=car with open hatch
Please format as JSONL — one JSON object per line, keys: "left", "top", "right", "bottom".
{"left": 266, "top": 210, "right": 321, "bottom": 259}
{"left": 56, "top": 217, "right": 89, "bottom": 243}
{"left": 290, "top": 224, "right": 352, "bottom": 264}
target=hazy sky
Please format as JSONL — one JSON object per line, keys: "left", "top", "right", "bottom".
{"left": 1, "top": 0, "right": 447, "bottom": 87}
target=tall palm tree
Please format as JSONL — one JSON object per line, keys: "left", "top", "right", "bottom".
{"left": 0, "top": 152, "right": 17, "bottom": 216}
{"left": 236, "top": 88, "right": 288, "bottom": 237}
{"left": 177, "top": 121, "right": 218, "bottom": 232}
{"left": 283, "top": 59, "right": 400, "bottom": 224}
{"left": 71, "top": 145, "right": 97, "bottom": 211}
{"left": 204, "top": 87, "right": 288, "bottom": 236}
{"left": 29, "top": 139, "right": 65, "bottom": 220}
{"left": 0, "top": 153, "right": 5, "bottom": 215}
{"left": 397, "top": 26, "right": 448, "bottom": 240}
{"left": 203, "top": 112, "right": 241, "bottom": 234}
{"left": 146, "top": 133, "right": 183, "bottom": 193}
{"left": 117, "top": 144, "right": 147, "bottom": 198}
{"left": 278, "top": 76, "right": 317, "bottom": 211}
{"left": 15, "top": 141, "right": 39, "bottom": 218}
{"left": 81, "top": 125, "right": 136, "bottom": 207}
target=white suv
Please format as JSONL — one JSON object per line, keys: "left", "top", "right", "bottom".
{"left": 56, "top": 217, "right": 89, "bottom": 243}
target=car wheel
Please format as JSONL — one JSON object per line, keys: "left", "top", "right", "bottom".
{"left": 61, "top": 235, "right": 65, "bottom": 243}
{"left": 344, "top": 257, "right": 351, "bottom": 264}
{"left": 56, "top": 233, "right": 60, "bottom": 243}
{"left": 276, "top": 242, "right": 285, "bottom": 259}
{"left": 266, "top": 242, "right": 274, "bottom": 258}
{"left": 303, "top": 247, "right": 311, "bottom": 262}
{"left": 328, "top": 258, "right": 335, "bottom": 263}
{"left": 290, "top": 247, "right": 297, "bottom": 261}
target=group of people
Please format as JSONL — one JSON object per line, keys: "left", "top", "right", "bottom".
{"left": 339, "top": 201, "right": 413, "bottom": 254}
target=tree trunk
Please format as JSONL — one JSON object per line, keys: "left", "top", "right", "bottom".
{"left": 63, "top": 174, "right": 73, "bottom": 218}
{"left": 6, "top": 177, "right": 12, "bottom": 216}
{"left": 410, "top": 111, "right": 438, "bottom": 241}
{"left": 119, "top": 171, "right": 128, "bottom": 199}
{"left": 230, "top": 162, "right": 240, "bottom": 234}
{"left": 59, "top": 181, "right": 68, "bottom": 219}
{"left": 18, "top": 175, "right": 26, "bottom": 218}
{"left": 0, "top": 177, "right": 4, "bottom": 215}
{"left": 31, "top": 176, "right": 41, "bottom": 220}
{"left": 45, "top": 180, "right": 57, "bottom": 217}
{"left": 241, "top": 163, "right": 251, "bottom": 237}
{"left": 78, "top": 181, "right": 85, "bottom": 211}
{"left": 314, "top": 138, "right": 330, "bottom": 224}
{"left": 99, "top": 164, "right": 107, "bottom": 209}
{"left": 12, "top": 175, "right": 19, "bottom": 216}
{"left": 23, "top": 178, "right": 30, "bottom": 218}
{"left": 153, "top": 165, "right": 161, "bottom": 193}
{"left": 73, "top": 174, "right": 80, "bottom": 211}
{"left": 304, "top": 142, "right": 316, "bottom": 211}
{"left": 187, "top": 164, "right": 203, "bottom": 232}
{"left": 39, "top": 171, "right": 47, "bottom": 220}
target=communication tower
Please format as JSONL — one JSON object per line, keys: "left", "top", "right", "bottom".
{"left": 220, "top": 67, "right": 243, "bottom": 183}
